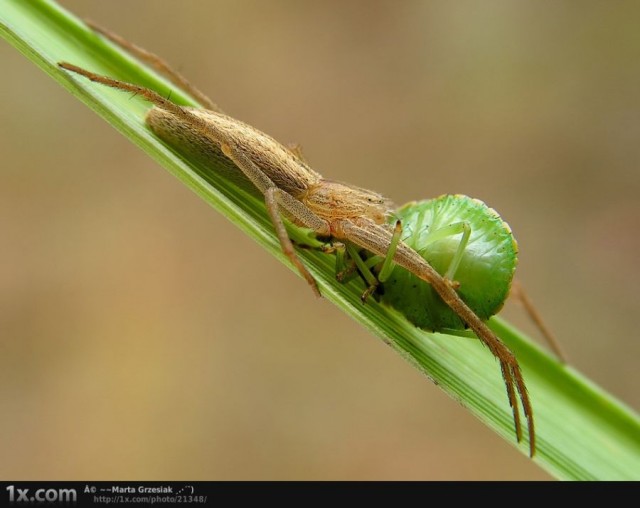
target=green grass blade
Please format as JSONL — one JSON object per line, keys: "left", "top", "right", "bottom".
{"left": 2, "top": 0, "right": 639, "bottom": 480}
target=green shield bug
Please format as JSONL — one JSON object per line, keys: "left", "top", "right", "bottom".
{"left": 378, "top": 195, "right": 517, "bottom": 332}
{"left": 338, "top": 193, "right": 562, "bottom": 354}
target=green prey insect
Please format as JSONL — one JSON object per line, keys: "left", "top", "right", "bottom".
{"left": 57, "top": 22, "right": 536, "bottom": 455}
{"left": 337, "top": 195, "right": 564, "bottom": 359}
{"left": 377, "top": 195, "right": 516, "bottom": 330}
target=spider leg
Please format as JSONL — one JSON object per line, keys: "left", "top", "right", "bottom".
{"left": 220, "top": 143, "right": 330, "bottom": 297}
{"left": 85, "top": 20, "right": 221, "bottom": 112}
{"left": 510, "top": 280, "right": 567, "bottom": 362}
{"left": 339, "top": 219, "right": 535, "bottom": 456}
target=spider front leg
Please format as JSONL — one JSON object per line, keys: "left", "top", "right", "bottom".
{"left": 393, "top": 239, "right": 534, "bottom": 455}
{"left": 85, "top": 20, "right": 222, "bottom": 112}
{"left": 338, "top": 219, "right": 535, "bottom": 456}
{"left": 345, "top": 218, "right": 467, "bottom": 303}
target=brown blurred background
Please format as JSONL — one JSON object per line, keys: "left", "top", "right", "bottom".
{"left": 1, "top": 1, "right": 639, "bottom": 480}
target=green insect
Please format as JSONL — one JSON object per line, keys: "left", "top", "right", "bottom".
{"left": 378, "top": 195, "right": 516, "bottom": 330}
{"left": 337, "top": 194, "right": 562, "bottom": 355}
{"left": 343, "top": 194, "right": 516, "bottom": 329}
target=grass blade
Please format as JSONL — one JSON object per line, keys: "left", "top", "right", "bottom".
{"left": 2, "top": 0, "right": 639, "bottom": 480}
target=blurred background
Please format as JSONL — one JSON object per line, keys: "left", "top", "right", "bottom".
{"left": 1, "top": 0, "right": 638, "bottom": 480}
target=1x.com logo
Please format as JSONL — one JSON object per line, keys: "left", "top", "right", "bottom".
{"left": 6, "top": 485, "right": 77, "bottom": 503}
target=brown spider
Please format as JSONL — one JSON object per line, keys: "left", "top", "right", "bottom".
{"left": 58, "top": 21, "right": 534, "bottom": 456}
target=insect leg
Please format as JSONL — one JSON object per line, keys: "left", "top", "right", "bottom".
{"left": 295, "top": 241, "right": 366, "bottom": 284}
{"left": 414, "top": 221, "right": 471, "bottom": 281}
{"left": 85, "top": 20, "right": 221, "bottom": 112}
{"left": 333, "top": 244, "right": 358, "bottom": 283}
{"left": 339, "top": 219, "right": 535, "bottom": 456}
{"left": 377, "top": 220, "right": 403, "bottom": 282}
{"left": 343, "top": 220, "right": 403, "bottom": 302}
{"left": 343, "top": 244, "right": 380, "bottom": 301}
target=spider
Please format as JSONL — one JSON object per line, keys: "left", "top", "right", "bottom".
{"left": 58, "top": 22, "right": 534, "bottom": 456}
